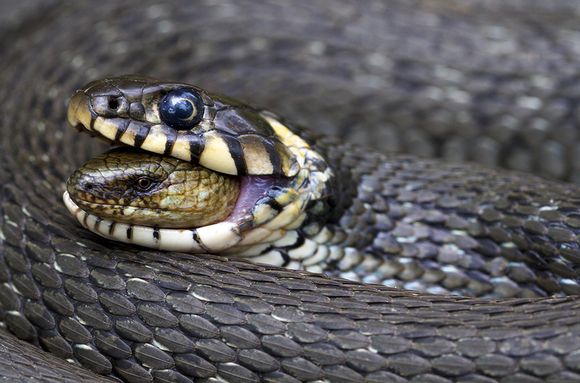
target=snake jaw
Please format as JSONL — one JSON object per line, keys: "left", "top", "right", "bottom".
{"left": 63, "top": 191, "right": 242, "bottom": 253}
{"left": 62, "top": 146, "right": 308, "bottom": 255}
{"left": 65, "top": 77, "right": 335, "bottom": 256}
{"left": 64, "top": 163, "right": 306, "bottom": 255}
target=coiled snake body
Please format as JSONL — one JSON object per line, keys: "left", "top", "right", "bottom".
{"left": 1, "top": 1, "right": 580, "bottom": 382}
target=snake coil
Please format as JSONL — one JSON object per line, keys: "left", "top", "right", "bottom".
{"left": 1, "top": 1, "right": 580, "bottom": 382}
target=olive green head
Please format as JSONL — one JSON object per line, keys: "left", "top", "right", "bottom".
{"left": 66, "top": 147, "right": 240, "bottom": 228}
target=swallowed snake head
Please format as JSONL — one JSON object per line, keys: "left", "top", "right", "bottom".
{"left": 67, "top": 75, "right": 298, "bottom": 176}
{"left": 66, "top": 147, "right": 242, "bottom": 228}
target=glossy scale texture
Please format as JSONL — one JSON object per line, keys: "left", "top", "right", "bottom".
{"left": 0, "top": 1, "right": 580, "bottom": 382}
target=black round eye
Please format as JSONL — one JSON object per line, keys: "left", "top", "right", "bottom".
{"left": 107, "top": 97, "right": 120, "bottom": 110}
{"left": 159, "top": 88, "right": 204, "bottom": 130}
{"left": 135, "top": 177, "right": 155, "bottom": 191}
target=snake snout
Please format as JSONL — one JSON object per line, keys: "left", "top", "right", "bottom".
{"left": 67, "top": 90, "right": 92, "bottom": 131}
{"left": 66, "top": 166, "right": 102, "bottom": 204}
{"left": 67, "top": 78, "right": 140, "bottom": 133}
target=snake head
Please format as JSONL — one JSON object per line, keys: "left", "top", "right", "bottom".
{"left": 67, "top": 76, "right": 299, "bottom": 177}
{"left": 65, "top": 76, "right": 335, "bottom": 254}
{"left": 66, "top": 147, "right": 242, "bottom": 229}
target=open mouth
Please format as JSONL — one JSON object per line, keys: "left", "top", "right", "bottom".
{"left": 63, "top": 148, "right": 300, "bottom": 253}
{"left": 63, "top": 178, "right": 296, "bottom": 253}
{"left": 227, "top": 176, "right": 287, "bottom": 223}
{"left": 70, "top": 174, "right": 288, "bottom": 228}
{"left": 63, "top": 77, "right": 327, "bottom": 255}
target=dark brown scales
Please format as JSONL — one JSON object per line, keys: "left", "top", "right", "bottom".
{"left": 1, "top": 1, "right": 580, "bottom": 382}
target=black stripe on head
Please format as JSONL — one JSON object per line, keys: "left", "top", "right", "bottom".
{"left": 238, "top": 219, "right": 253, "bottom": 233}
{"left": 222, "top": 134, "right": 247, "bottom": 175}
{"left": 163, "top": 128, "right": 177, "bottom": 156}
{"left": 288, "top": 233, "right": 305, "bottom": 250}
{"left": 280, "top": 251, "right": 291, "bottom": 267}
{"left": 114, "top": 119, "right": 130, "bottom": 143}
{"left": 89, "top": 114, "right": 96, "bottom": 132}
{"left": 261, "top": 139, "right": 282, "bottom": 175}
{"left": 187, "top": 133, "right": 205, "bottom": 162}
{"left": 133, "top": 122, "right": 151, "bottom": 149}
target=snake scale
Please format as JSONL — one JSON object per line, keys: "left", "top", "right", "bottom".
{"left": 1, "top": 1, "right": 580, "bottom": 382}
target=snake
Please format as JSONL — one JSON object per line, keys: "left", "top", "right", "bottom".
{"left": 1, "top": 1, "right": 580, "bottom": 382}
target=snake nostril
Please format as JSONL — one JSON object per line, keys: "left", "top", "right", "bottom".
{"left": 84, "top": 183, "right": 94, "bottom": 191}
{"left": 107, "top": 97, "right": 119, "bottom": 110}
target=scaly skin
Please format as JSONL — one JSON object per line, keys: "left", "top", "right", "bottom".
{"left": 2, "top": 97, "right": 580, "bottom": 382}
{"left": 1, "top": 1, "right": 580, "bottom": 382}
{"left": 66, "top": 148, "right": 240, "bottom": 229}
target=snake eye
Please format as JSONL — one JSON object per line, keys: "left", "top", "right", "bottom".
{"left": 135, "top": 177, "right": 156, "bottom": 192}
{"left": 107, "top": 97, "right": 120, "bottom": 110}
{"left": 159, "top": 88, "right": 204, "bottom": 130}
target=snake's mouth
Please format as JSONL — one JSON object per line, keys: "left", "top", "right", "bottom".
{"left": 63, "top": 148, "right": 301, "bottom": 253}
{"left": 63, "top": 169, "right": 298, "bottom": 253}
{"left": 64, "top": 77, "right": 333, "bottom": 255}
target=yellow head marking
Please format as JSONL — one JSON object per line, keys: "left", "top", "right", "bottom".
{"left": 199, "top": 131, "right": 237, "bottom": 175}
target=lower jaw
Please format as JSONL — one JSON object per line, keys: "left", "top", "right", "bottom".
{"left": 63, "top": 191, "right": 246, "bottom": 253}
{"left": 69, "top": 175, "right": 286, "bottom": 229}
{"left": 62, "top": 188, "right": 293, "bottom": 255}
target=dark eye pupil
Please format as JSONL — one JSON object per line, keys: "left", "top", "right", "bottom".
{"left": 159, "top": 88, "right": 204, "bottom": 130}
{"left": 108, "top": 97, "right": 119, "bottom": 110}
{"left": 137, "top": 178, "right": 151, "bottom": 189}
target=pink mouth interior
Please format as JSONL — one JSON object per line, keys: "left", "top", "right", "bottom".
{"left": 226, "top": 176, "right": 286, "bottom": 222}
